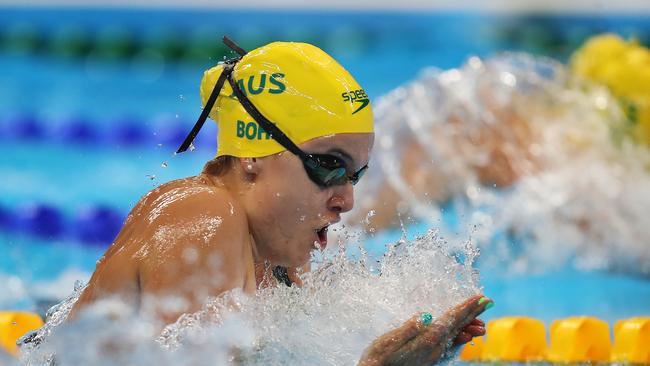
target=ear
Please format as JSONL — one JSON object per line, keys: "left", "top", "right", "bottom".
{"left": 239, "top": 157, "right": 261, "bottom": 180}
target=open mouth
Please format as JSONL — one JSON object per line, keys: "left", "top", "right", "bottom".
{"left": 315, "top": 225, "right": 329, "bottom": 250}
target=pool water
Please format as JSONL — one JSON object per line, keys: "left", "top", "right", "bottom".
{"left": 356, "top": 222, "right": 650, "bottom": 324}
{"left": 1, "top": 6, "right": 649, "bottom": 364}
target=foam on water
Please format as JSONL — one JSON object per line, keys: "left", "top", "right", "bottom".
{"left": 0, "top": 269, "right": 92, "bottom": 311}
{"left": 19, "top": 229, "right": 479, "bottom": 365}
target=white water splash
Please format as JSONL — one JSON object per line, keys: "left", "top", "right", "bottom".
{"left": 19, "top": 229, "right": 480, "bottom": 366}
{"left": 0, "top": 269, "right": 92, "bottom": 312}
{"left": 350, "top": 52, "right": 650, "bottom": 275}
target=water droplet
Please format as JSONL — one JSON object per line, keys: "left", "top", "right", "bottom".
{"left": 188, "top": 143, "right": 196, "bottom": 151}
{"left": 161, "top": 161, "right": 168, "bottom": 168}
{"left": 73, "top": 280, "right": 84, "bottom": 291}
{"left": 179, "top": 94, "right": 185, "bottom": 101}
{"left": 146, "top": 174, "right": 156, "bottom": 181}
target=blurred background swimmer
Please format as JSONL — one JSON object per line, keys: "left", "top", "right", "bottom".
{"left": 345, "top": 34, "right": 650, "bottom": 275}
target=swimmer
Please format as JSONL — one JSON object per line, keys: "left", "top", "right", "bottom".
{"left": 346, "top": 56, "right": 545, "bottom": 231}
{"left": 68, "top": 37, "right": 489, "bottom": 364}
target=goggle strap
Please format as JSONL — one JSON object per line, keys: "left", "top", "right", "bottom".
{"left": 223, "top": 36, "right": 248, "bottom": 57}
{"left": 176, "top": 62, "right": 235, "bottom": 154}
{"left": 176, "top": 36, "right": 248, "bottom": 154}
{"left": 226, "top": 73, "right": 307, "bottom": 158}
{"left": 272, "top": 266, "right": 292, "bottom": 287}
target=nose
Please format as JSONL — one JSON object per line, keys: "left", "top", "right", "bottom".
{"left": 327, "top": 183, "right": 355, "bottom": 214}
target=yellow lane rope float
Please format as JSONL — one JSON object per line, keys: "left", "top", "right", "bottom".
{"left": 460, "top": 316, "right": 650, "bottom": 364}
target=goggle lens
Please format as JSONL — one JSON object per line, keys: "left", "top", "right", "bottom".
{"left": 303, "top": 154, "right": 368, "bottom": 188}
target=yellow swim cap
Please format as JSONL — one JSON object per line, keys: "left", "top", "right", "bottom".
{"left": 571, "top": 33, "right": 650, "bottom": 146}
{"left": 198, "top": 41, "right": 374, "bottom": 158}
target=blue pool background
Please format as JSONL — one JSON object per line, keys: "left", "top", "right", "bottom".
{"left": 1, "top": 7, "right": 649, "bottom": 326}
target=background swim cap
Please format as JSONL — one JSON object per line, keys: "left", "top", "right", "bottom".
{"left": 200, "top": 42, "right": 374, "bottom": 157}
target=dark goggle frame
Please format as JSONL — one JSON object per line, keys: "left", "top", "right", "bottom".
{"left": 177, "top": 36, "right": 367, "bottom": 188}
{"left": 303, "top": 154, "right": 368, "bottom": 187}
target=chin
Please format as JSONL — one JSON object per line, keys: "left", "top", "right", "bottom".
{"left": 289, "top": 246, "right": 312, "bottom": 267}
{"left": 290, "top": 253, "right": 311, "bottom": 267}
{"left": 272, "top": 237, "right": 313, "bottom": 267}
{"left": 272, "top": 249, "right": 307, "bottom": 268}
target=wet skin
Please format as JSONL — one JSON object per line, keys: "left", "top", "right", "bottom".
{"left": 70, "top": 133, "right": 373, "bottom": 323}
{"left": 68, "top": 132, "right": 487, "bottom": 363}
{"left": 358, "top": 295, "right": 490, "bottom": 366}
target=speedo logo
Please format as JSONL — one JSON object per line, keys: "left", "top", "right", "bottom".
{"left": 342, "top": 89, "right": 370, "bottom": 114}
{"left": 230, "top": 73, "right": 286, "bottom": 96}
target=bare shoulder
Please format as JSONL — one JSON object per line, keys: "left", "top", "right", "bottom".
{"left": 134, "top": 175, "right": 252, "bottom": 299}
{"left": 103, "top": 176, "right": 248, "bottom": 260}
{"left": 132, "top": 176, "right": 243, "bottom": 226}
{"left": 70, "top": 175, "right": 251, "bottom": 321}
{"left": 135, "top": 175, "right": 249, "bottom": 254}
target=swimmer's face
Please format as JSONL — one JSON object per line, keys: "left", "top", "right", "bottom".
{"left": 246, "top": 132, "right": 374, "bottom": 267}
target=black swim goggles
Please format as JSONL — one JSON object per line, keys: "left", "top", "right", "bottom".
{"left": 177, "top": 36, "right": 368, "bottom": 188}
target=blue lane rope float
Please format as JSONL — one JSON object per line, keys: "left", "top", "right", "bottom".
{"left": 74, "top": 205, "right": 126, "bottom": 244}
{"left": 108, "top": 116, "right": 150, "bottom": 146}
{"left": 56, "top": 116, "right": 100, "bottom": 144}
{"left": 0, "top": 114, "right": 217, "bottom": 149}
{"left": 0, "top": 202, "right": 126, "bottom": 246}
{"left": 3, "top": 115, "right": 45, "bottom": 141}
{"left": 14, "top": 203, "right": 65, "bottom": 239}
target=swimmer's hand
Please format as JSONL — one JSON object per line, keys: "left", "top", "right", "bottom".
{"left": 357, "top": 294, "right": 491, "bottom": 366}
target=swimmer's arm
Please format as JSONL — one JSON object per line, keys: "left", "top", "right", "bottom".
{"left": 138, "top": 191, "right": 250, "bottom": 325}
{"left": 68, "top": 247, "right": 141, "bottom": 321}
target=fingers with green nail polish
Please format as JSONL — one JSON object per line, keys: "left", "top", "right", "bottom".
{"left": 478, "top": 296, "right": 494, "bottom": 309}
{"left": 359, "top": 295, "right": 494, "bottom": 366}
{"left": 419, "top": 312, "right": 433, "bottom": 326}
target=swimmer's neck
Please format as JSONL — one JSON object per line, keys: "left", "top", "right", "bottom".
{"left": 200, "top": 164, "right": 241, "bottom": 192}
{"left": 201, "top": 167, "right": 303, "bottom": 287}
{"left": 199, "top": 166, "right": 265, "bottom": 266}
